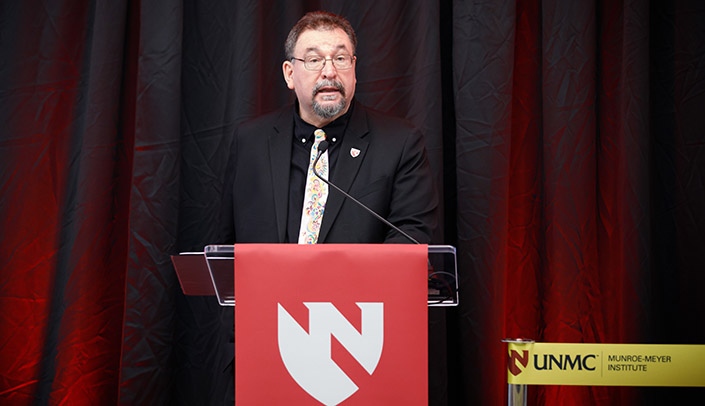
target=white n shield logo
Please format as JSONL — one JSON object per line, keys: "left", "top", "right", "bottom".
{"left": 278, "top": 302, "right": 384, "bottom": 405}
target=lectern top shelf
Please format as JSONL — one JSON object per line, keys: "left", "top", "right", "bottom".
{"left": 171, "top": 244, "right": 458, "bottom": 307}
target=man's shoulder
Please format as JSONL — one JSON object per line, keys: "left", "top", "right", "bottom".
{"left": 232, "top": 106, "right": 292, "bottom": 150}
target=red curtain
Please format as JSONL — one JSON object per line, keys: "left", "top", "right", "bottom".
{"left": 1, "top": 0, "right": 703, "bottom": 405}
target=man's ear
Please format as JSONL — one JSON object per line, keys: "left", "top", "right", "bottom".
{"left": 282, "top": 61, "right": 295, "bottom": 90}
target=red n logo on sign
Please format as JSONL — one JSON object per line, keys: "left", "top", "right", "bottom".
{"left": 235, "top": 244, "right": 428, "bottom": 405}
{"left": 508, "top": 350, "right": 529, "bottom": 376}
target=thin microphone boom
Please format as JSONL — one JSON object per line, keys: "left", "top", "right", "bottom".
{"left": 312, "top": 140, "right": 420, "bottom": 245}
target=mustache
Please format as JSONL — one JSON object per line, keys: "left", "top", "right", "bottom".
{"left": 312, "top": 80, "right": 346, "bottom": 97}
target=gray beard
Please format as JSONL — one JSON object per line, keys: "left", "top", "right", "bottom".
{"left": 312, "top": 80, "right": 347, "bottom": 119}
{"left": 312, "top": 97, "right": 347, "bottom": 119}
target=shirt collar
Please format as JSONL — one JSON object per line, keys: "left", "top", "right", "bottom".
{"left": 293, "top": 100, "right": 355, "bottom": 147}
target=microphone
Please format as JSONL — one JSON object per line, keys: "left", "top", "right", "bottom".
{"left": 312, "top": 141, "right": 457, "bottom": 305}
{"left": 312, "top": 140, "right": 420, "bottom": 244}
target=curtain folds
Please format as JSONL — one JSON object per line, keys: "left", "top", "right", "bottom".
{"left": 0, "top": 0, "right": 703, "bottom": 405}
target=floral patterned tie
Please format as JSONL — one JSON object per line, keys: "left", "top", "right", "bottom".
{"left": 297, "top": 129, "right": 329, "bottom": 244}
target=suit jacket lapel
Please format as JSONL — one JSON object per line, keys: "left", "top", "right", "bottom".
{"left": 269, "top": 109, "right": 294, "bottom": 242}
{"left": 318, "top": 104, "right": 370, "bottom": 242}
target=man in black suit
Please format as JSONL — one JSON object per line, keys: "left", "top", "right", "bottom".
{"left": 221, "top": 10, "right": 438, "bottom": 245}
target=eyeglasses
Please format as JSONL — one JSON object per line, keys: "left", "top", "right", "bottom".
{"left": 291, "top": 54, "right": 355, "bottom": 71}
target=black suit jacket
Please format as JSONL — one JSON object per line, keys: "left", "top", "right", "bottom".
{"left": 220, "top": 101, "right": 438, "bottom": 244}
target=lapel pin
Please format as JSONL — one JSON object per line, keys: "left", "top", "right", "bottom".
{"left": 350, "top": 148, "right": 361, "bottom": 158}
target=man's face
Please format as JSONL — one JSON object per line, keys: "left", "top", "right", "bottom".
{"left": 282, "top": 27, "right": 357, "bottom": 127}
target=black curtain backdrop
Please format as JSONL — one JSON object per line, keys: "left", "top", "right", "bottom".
{"left": 1, "top": 0, "right": 703, "bottom": 405}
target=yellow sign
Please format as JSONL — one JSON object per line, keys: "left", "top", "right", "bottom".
{"left": 506, "top": 342, "right": 705, "bottom": 387}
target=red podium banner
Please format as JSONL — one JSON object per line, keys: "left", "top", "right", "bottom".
{"left": 234, "top": 244, "right": 428, "bottom": 405}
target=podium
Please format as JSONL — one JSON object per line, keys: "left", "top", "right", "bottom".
{"left": 171, "top": 244, "right": 458, "bottom": 405}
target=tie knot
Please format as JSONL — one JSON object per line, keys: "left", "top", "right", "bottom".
{"left": 314, "top": 129, "right": 326, "bottom": 143}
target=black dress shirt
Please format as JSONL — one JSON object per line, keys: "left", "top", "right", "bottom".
{"left": 286, "top": 101, "right": 354, "bottom": 242}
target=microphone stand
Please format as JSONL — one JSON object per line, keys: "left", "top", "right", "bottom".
{"left": 312, "top": 141, "right": 420, "bottom": 245}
